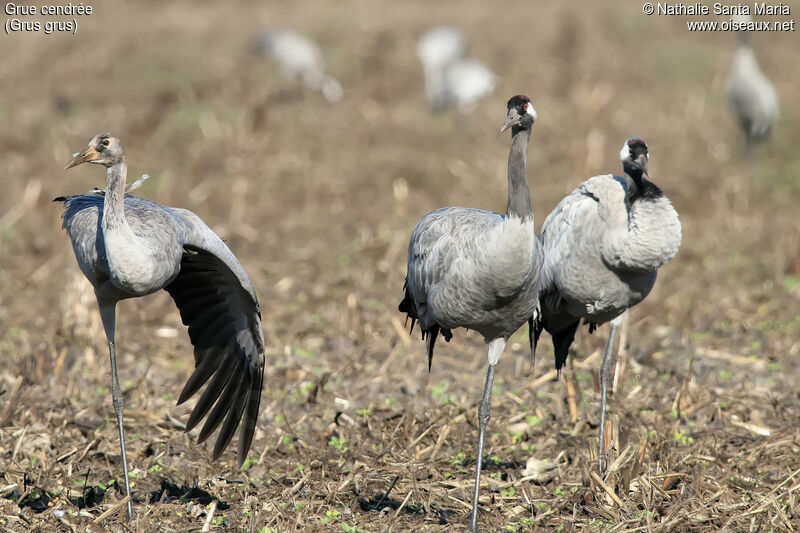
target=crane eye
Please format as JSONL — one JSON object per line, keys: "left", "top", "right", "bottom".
{"left": 523, "top": 103, "right": 528, "bottom": 111}
{"left": 102, "top": 139, "right": 110, "bottom": 147}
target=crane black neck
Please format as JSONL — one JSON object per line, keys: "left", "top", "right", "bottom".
{"left": 622, "top": 160, "right": 663, "bottom": 202}
{"left": 506, "top": 126, "right": 533, "bottom": 220}
{"left": 622, "top": 159, "right": 644, "bottom": 189}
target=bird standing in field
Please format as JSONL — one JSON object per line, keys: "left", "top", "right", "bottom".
{"left": 728, "top": 28, "right": 779, "bottom": 145}
{"left": 533, "top": 137, "right": 681, "bottom": 471}
{"left": 254, "top": 28, "right": 343, "bottom": 103}
{"left": 56, "top": 134, "right": 265, "bottom": 519}
{"left": 399, "top": 95, "right": 542, "bottom": 531}
{"left": 417, "top": 26, "right": 496, "bottom": 112}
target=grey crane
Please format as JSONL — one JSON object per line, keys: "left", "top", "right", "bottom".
{"left": 399, "top": 95, "right": 542, "bottom": 531}
{"left": 728, "top": 29, "right": 779, "bottom": 144}
{"left": 417, "top": 26, "right": 496, "bottom": 112}
{"left": 254, "top": 28, "right": 343, "bottom": 103}
{"left": 55, "top": 133, "right": 265, "bottom": 519}
{"left": 532, "top": 136, "right": 681, "bottom": 472}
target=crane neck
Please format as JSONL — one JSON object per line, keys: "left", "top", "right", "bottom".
{"left": 102, "top": 161, "right": 131, "bottom": 234}
{"left": 621, "top": 159, "right": 644, "bottom": 197}
{"left": 621, "top": 161, "right": 664, "bottom": 203}
{"left": 506, "top": 126, "right": 532, "bottom": 220}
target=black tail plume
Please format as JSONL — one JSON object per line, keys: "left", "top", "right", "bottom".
{"left": 552, "top": 320, "right": 579, "bottom": 377}
{"left": 420, "top": 325, "right": 452, "bottom": 372}
{"left": 529, "top": 314, "right": 544, "bottom": 369}
{"left": 398, "top": 278, "right": 454, "bottom": 371}
{"left": 398, "top": 277, "right": 416, "bottom": 313}
{"left": 424, "top": 327, "right": 438, "bottom": 372}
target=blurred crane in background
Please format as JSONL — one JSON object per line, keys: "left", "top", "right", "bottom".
{"left": 417, "top": 26, "right": 496, "bottom": 112}
{"left": 728, "top": 23, "right": 779, "bottom": 145}
{"left": 254, "top": 28, "right": 343, "bottom": 103}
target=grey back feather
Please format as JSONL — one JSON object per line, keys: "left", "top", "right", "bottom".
{"left": 405, "top": 207, "right": 541, "bottom": 341}
{"left": 59, "top": 194, "right": 184, "bottom": 293}
{"left": 539, "top": 173, "right": 681, "bottom": 327}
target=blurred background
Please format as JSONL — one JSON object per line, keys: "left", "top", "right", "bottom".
{"left": 1, "top": 0, "right": 799, "bottom": 530}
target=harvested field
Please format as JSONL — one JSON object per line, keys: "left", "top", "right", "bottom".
{"left": 1, "top": 1, "right": 799, "bottom": 531}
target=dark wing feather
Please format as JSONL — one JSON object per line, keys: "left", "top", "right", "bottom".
{"left": 528, "top": 316, "right": 539, "bottom": 368}
{"left": 164, "top": 245, "right": 265, "bottom": 466}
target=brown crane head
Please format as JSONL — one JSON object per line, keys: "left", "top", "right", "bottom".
{"left": 66, "top": 133, "right": 125, "bottom": 169}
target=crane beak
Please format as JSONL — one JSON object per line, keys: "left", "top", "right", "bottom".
{"left": 501, "top": 109, "right": 521, "bottom": 132}
{"left": 65, "top": 146, "right": 98, "bottom": 169}
{"left": 500, "top": 108, "right": 520, "bottom": 132}
{"left": 636, "top": 154, "right": 651, "bottom": 178}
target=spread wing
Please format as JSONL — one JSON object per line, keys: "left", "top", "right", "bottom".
{"left": 165, "top": 209, "right": 265, "bottom": 466}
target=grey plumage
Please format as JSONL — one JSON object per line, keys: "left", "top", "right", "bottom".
{"left": 728, "top": 32, "right": 779, "bottom": 144}
{"left": 399, "top": 96, "right": 541, "bottom": 532}
{"left": 401, "top": 206, "right": 539, "bottom": 348}
{"left": 532, "top": 136, "right": 681, "bottom": 471}
{"left": 56, "top": 133, "right": 265, "bottom": 519}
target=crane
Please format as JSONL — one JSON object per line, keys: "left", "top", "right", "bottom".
{"left": 56, "top": 133, "right": 265, "bottom": 519}
{"left": 417, "top": 26, "right": 496, "bottom": 112}
{"left": 254, "top": 28, "right": 343, "bottom": 103}
{"left": 532, "top": 136, "right": 681, "bottom": 472}
{"left": 399, "top": 95, "right": 542, "bottom": 531}
{"left": 728, "top": 23, "right": 779, "bottom": 144}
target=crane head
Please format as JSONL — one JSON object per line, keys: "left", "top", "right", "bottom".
{"left": 620, "top": 136, "right": 649, "bottom": 167}
{"left": 66, "top": 133, "right": 125, "bottom": 169}
{"left": 620, "top": 136, "right": 649, "bottom": 179}
{"left": 501, "top": 95, "right": 537, "bottom": 132}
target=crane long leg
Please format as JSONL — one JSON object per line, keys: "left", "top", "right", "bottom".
{"left": 468, "top": 362, "right": 496, "bottom": 532}
{"left": 598, "top": 322, "right": 618, "bottom": 474}
{"left": 98, "top": 302, "right": 134, "bottom": 521}
{"left": 469, "top": 338, "right": 505, "bottom": 532}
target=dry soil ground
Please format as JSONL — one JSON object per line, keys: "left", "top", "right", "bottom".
{"left": 1, "top": 1, "right": 800, "bottom": 531}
